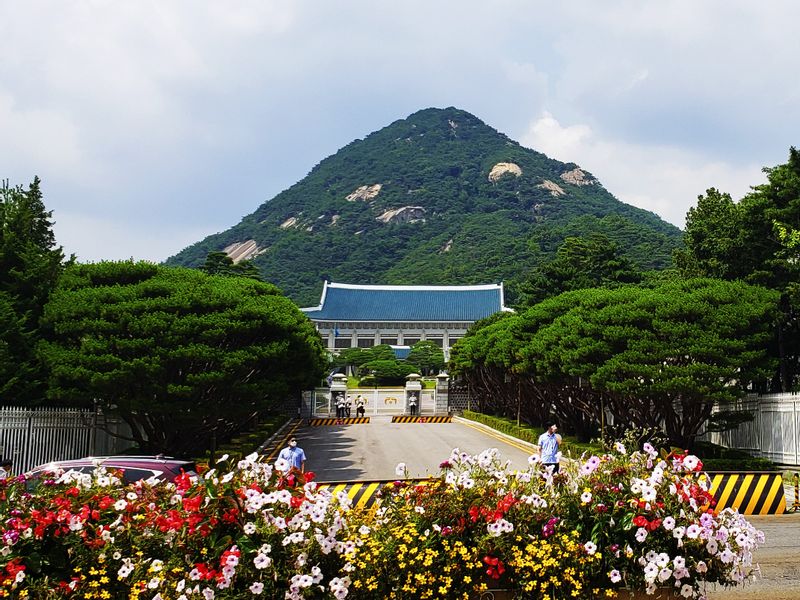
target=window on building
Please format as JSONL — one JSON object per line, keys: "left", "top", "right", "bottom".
{"left": 334, "top": 338, "right": 352, "bottom": 349}
{"left": 448, "top": 336, "right": 463, "bottom": 347}
{"left": 426, "top": 338, "right": 444, "bottom": 347}
{"left": 380, "top": 337, "right": 398, "bottom": 346}
{"left": 403, "top": 337, "right": 421, "bottom": 346}
{"left": 357, "top": 338, "right": 375, "bottom": 348}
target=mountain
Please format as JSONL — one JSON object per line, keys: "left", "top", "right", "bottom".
{"left": 166, "top": 107, "right": 682, "bottom": 306}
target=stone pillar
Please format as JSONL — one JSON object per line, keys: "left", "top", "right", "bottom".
{"left": 435, "top": 371, "right": 450, "bottom": 415}
{"left": 330, "top": 374, "right": 348, "bottom": 417}
{"left": 405, "top": 373, "right": 422, "bottom": 415}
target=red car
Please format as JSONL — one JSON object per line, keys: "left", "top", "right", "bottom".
{"left": 28, "top": 455, "right": 197, "bottom": 485}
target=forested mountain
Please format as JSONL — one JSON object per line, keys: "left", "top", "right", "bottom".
{"left": 166, "top": 107, "right": 682, "bottom": 306}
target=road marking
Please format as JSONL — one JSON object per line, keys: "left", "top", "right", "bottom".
{"left": 457, "top": 420, "right": 537, "bottom": 456}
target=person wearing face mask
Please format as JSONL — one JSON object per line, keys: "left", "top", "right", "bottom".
{"left": 278, "top": 436, "right": 306, "bottom": 473}
{"left": 537, "top": 423, "right": 562, "bottom": 474}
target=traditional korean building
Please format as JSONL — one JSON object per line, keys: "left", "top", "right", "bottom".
{"left": 300, "top": 281, "right": 511, "bottom": 359}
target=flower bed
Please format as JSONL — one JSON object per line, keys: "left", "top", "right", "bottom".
{"left": 0, "top": 443, "right": 764, "bottom": 599}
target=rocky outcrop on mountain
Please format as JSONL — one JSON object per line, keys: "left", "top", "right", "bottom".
{"left": 376, "top": 206, "right": 426, "bottom": 224}
{"left": 488, "top": 162, "right": 522, "bottom": 182}
{"left": 346, "top": 184, "right": 382, "bottom": 201}
{"left": 224, "top": 240, "right": 263, "bottom": 263}
{"left": 560, "top": 168, "right": 596, "bottom": 186}
{"left": 537, "top": 180, "right": 566, "bottom": 197}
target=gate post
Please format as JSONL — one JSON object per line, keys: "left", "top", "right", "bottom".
{"left": 435, "top": 371, "right": 449, "bottom": 415}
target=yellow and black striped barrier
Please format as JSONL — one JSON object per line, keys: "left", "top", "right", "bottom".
{"left": 391, "top": 416, "right": 452, "bottom": 423}
{"left": 707, "top": 472, "right": 786, "bottom": 515}
{"left": 316, "top": 479, "right": 430, "bottom": 509}
{"left": 308, "top": 417, "right": 370, "bottom": 426}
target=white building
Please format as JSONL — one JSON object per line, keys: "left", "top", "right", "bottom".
{"left": 300, "top": 281, "right": 511, "bottom": 359}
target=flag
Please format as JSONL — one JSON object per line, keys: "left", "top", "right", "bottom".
{"left": 326, "top": 369, "right": 337, "bottom": 386}
{"left": 333, "top": 323, "right": 340, "bottom": 337}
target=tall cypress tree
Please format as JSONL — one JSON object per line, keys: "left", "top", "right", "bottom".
{"left": 0, "top": 177, "right": 69, "bottom": 404}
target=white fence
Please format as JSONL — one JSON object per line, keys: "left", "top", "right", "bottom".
{"left": 0, "top": 407, "right": 132, "bottom": 474}
{"left": 702, "top": 392, "right": 800, "bottom": 466}
{"left": 306, "top": 388, "right": 437, "bottom": 418}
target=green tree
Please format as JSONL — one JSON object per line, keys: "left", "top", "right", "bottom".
{"left": 407, "top": 340, "right": 445, "bottom": 375}
{"left": 453, "top": 280, "right": 777, "bottom": 446}
{"left": 360, "top": 359, "right": 417, "bottom": 385}
{"left": 0, "top": 178, "right": 69, "bottom": 404}
{"left": 201, "top": 250, "right": 263, "bottom": 280}
{"left": 676, "top": 149, "right": 800, "bottom": 391}
{"left": 520, "top": 233, "right": 642, "bottom": 307}
{"left": 39, "top": 261, "right": 326, "bottom": 456}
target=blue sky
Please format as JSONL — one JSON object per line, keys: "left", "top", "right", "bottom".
{"left": 2, "top": 1, "right": 798, "bottom": 262}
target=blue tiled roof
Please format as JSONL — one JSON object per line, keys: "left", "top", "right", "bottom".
{"left": 301, "top": 282, "right": 505, "bottom": 322}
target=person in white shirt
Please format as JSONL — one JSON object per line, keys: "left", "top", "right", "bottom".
{"left": 408, "top": 393, "right": 418, "bottom": 416}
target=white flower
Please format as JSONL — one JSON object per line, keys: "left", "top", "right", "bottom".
{"left": 662, "top": 516, "right": 676, "bottom": 531}
{"left": 274, "top": 458, "right": 289, "bottom": 473}
{"left": 696, "top": 561, "right": 708, "bottom": 573}
{"left": 609, "top": 569, "right": 622, "bottom": 583}
{"left": 249, "top": 582, "right": 264, "bottom": 594}
{"left": 686, "top": 524, "right": 701, "bottom": 539}
{"left": 114, "top": 499, "right": 127, "bottom": 511}
{"left": 683, "top": 455, "right": 700, "bottom": 471}
{"left": 705, "top": 539, "right": 719, "bottom": 555}
{"left": 643, "top": 562, "right": 659, "bottom": 582}
{"left": 528, "top": 454, "right": 540, "bottom": 466}
{"left": 635, "top": 527, "right": 648, "bottom": 542}
{"left": 581, "top": 491, "right": 592, "bottom": 503}
{"left": 680, "top": 583, "right": 694, "bottom": 597}
{"left": 244, "top": 522, "right": 256, "bottom": 535}
{"left": 395, "top": 463, "right": 406, "bottom": 477}
{"left": 584, "top": 541, "right": 597, "bottom": 555}
{"left": 614, "top": 442, "right": 627, "bottom": 454}
{"left": 658, "top": 567, "right": 672, "bottom": 582}
{"left": 253, "top": 554, "right": 271, "bottom": 570}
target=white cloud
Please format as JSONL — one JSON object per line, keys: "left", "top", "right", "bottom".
{"left": 53, "top": 212, "right": 216, "bottom": 263}
{"left": 520, "top": 112, "right": 766, "bottom": 228}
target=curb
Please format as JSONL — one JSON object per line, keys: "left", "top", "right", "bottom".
{"left": 452, "top": 416, "right": 539, "bottom": 452}
{"left": 257, "top": 417, "right": 302, "bottom": 461}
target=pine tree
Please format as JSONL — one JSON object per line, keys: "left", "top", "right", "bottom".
{"left": 0, "top": 178, "right": 69, "bottom": 404}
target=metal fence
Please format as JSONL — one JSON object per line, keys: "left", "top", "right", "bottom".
{"left": 702, "top": 392, "right": 800, "bottom": 466}
{"left": 0, "top": 406, "right": 132, "bottom": 474}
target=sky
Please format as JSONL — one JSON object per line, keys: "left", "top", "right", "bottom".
{"left": 2, "top": 1, "right": 799, "bottom": 263}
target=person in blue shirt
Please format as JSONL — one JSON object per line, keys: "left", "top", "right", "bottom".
{"left": 537, "top": 423, "right": 562, "bottom": 474}
{"left": 278, "top": 436, "right": 306, "bottom": 473}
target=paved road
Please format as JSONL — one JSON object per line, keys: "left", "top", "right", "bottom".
{"left": 295, "top": 416, "right": 538, "bottom": 482}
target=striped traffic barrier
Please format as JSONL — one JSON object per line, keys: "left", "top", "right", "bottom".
{"left": 391, "top": 416, "right": 452, "bottom": 423}
{"left": 707, "top": 471, "right": 786, "bottom": 515}
{"left": 316, "top": 479, "right": 431, "bottom": 509}
{"left": 308, "top": 417, "right": 370, "bottom": 426}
